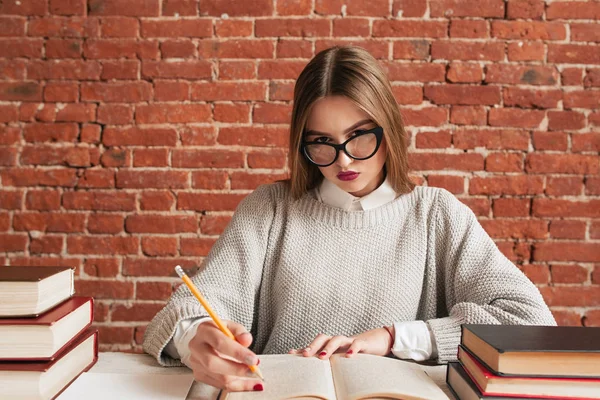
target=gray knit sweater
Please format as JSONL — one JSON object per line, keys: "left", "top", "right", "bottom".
{"left": 143, "top": 182, "right": 556, "bottom": 367}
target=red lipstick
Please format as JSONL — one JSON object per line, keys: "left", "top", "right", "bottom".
{"left": 337, "top": 171, "right": 359, "bottom": 181}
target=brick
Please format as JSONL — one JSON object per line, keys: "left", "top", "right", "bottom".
{"left": 548, "top": 44, "right": 600, "bottom": 65}
{"left": 480, "top": 219, "right": 547, "bottom": 239}
{"left": 218, "top": 126, "right": 288, "bottom": 147}
{"left": 0, "top": 147, "right": 17, "bottom": 166}
{"left": 533, "top": 199, "right": 600, "bottom": 218}
{"left": 253, "top": 103, "right": 291, "bottom": 124}
{"left": 192, "top": 171, "right": 229, "bottom": 189}
{"left": 101, "top": 60, "right": 140, "bottom": 80}
{"left": 45, "top": 38, "right": 82, "bottom": 59}
{"left": 83, "top": 39, "right": 159, "bottom": 59}
{"left": 172, "top": 149, "right": 244, "bottom": 168}
{"left": 180, "top": 126, "right": 217, "bottom": 146}
{"left": 141, "top": 19, "right": 211, "bottom": 37}
{"left": 57, "top": 104, "right": 97, "bottom": 123}
{"left": 125, "top": 215, "right": 196, "bottom": 233}
{"left": 23, "top": 123, "right": 78, "bottom": 143}
{"left": 546, "top": 176, "right": 584, "bottom": 196}
{"left": 393, "top": 0, "right": 426, "bottom": 17}
{"left": 425, "top": 85, "right": 499, "bottom": 105}
{"left": 519, "top": 264, "right": 549, "bottom": 285}
{"left": 19, "top": 103, "right": 55, "bottom": 123}
{"left": 563, "top": 68, "right": 584, "bottom": 86}
{"left": 133, "top": 148, "right": 168, "bottom": 167}
{"left": 97, "top": 104, "right": 133, "bottom": 125}
{"left": 382, "top": 62, "right": 445, "bottom": 82}
{"left": 503, "top": 88, "right": 562, "bottom": 109}
{"left": 415, "top": 130, "right": 452, "bottom": 148}
{"left": 452, "top": 129, "right": 529, "bottom": 151}
{"left": 256, "top": 18, "right": 330, "bottom": 37}
{"left": 0, "top": 105, "right": 18, "bottom": 123}
{"left": 373, "top": 21, "right": 447, "bottom": 38}
{"left": 430, "top": 0, "right": 504, "bottom": 17}
{"left": 30, "top": 235, "right": 63, "bottom": 254}
{"left": 136, "top": 104, "right": 211, "bottom": 124}
{"left": 408, "top": 153, "right": 483, "bottom": 171}
{"left": 219, "top": 61, "right": 255, "bottom": 80}
{"left": 44, "top": 82, "right": 78, "bottom": 102}
{"left": 87, "top": 214, "right": 124, "bottom": 234}
{"left": 550, "top": 221, "right": 587, "bottom": 240}
{"left": 163, "top": 0, "right": 198, "bottom": 15}
{"left": 0, "top": 190, "right": 23, "bottom": 210}
{"left": 315, "top": 39, "right": 388, "bottom": 59}
{"left": 68, "top": 236, "right": 138, "bottom": 255}
{"left": 269, "top": 81, "right": 294, "bottom": 101}
{"left": 122, "top": 258, "right": 196, "bottom": 277}
{"left": 13, "top": 213, "right": 85, "bottom": 232}
{"left": 571, "top": 23, "right": 600, "bottom": 42}
{"left": 547, "top": 2, "right": 600, "bottom": 20}
{"left": 447, "top": 63, "right": 483, "bottom": 83}
{"left": 0, "top": 59, "right": 26, "bottom": 79}
{"left": 101, "top": 17, "right": 139, "bottom": 37}
{"left": 485, "top": 153, "right": 523, "bottom": 172}
{"left": 532, "top": 131, "right": 568, "bottom": 151}
{"left": 100, "top": 149, "right": 130, "bottom": 167}
{"left": 139, "top": 191, "right": 175, "bottom": 211}
{"left": 199, "top": 0, "right": 273, "bottom": 16}
{"left": 0, "top": 0, "right": 46, "bottom": 15}
{"left": 507, "top": 41, "right": 545, "bottom": 62}
{"left": 81, "top": 82, "right": 152, "bottom": 103}
{"left": 142, "top": 237, "right": 178, "bottom": 257}
{"left": 585, "top": 69, "right": 600, "bottom": 87}
{"left": 103, "top": 127, "right": 177, "bottom": 147}
{"left": 427, "top": 175, "right": 464, "bottom": 194}
{"left": 489, "top": 109, "right": 544, "bottom": 128}
{"left": 315, "top": 0, "right": 389, "bottom": 16}
{"left": 178, "top": 193, "right": 247, "bottom": 212}
{"left": 585, "top": 311, "right": 600, "bottom": 327}
{"left": 431, "top": 41, "right": 504, "bottom": 61}
{"left": 62, "top": 191, "right": 135, "bottom": 211}
{"left": 526, "top": 154, "right": 598, "bottom": 174}
{"left": 507, "top": 0, "right": 544, "bottom": 19}
{"left": 257, "top": 60, "right": 307, "bottom": 80}
{"left": 0, "top": 17, "right": 25, "bottom": 36}
{"left": 215, "top": 19, "right": 252, "bottom": 37}
{"left": 88, "top": 0, "right": 159, "bottom": 16}
{"left": 0, "top": 127, "right": 20, "bottom": 146}
{"left": 116, "top": 170, "right": 188, "bottom": 189}
{"left": 84, "top": 258, "right": 120, "bottom": 278}
{"left": 214, "top": 103, "right": 251, "bottom": 123}
{"left": 247, "top": 149, "right": 286, "bottom": 169}
{"left": 0, "top": 234, "right": 28, "bottom": 252}
{"left": 27, "top": 17, "right": 91, "bottom": 37}
{"left": 333, "top": 18, "right": 370, "bottom": 37}
{"left": 160, "top": 40, "right": 196, "bottom": 58}
{"left": 76, "top": 169, "right": 115, "bottom": 189}
{"left": 496, "top": 241, "right": 531, "bottom": 263}
{"left": 200, "top": 214, "right": 231, "bottom": 235}
{"left": 492, "top": 198, "right": 530, "bottom": 217}
{"left": 449, "top": 20, "right": 487, "bottom": 38}
{"left": 0, "top": 82, "right": 42, "bottom": 101}
{"left": 277, "top": 39, "right": 313, "bottom": 58}
{"left": 564, "top": 91, "right": 600, "bottom": 110}
{"left": 450, "top": 106, "right": 487, "bottom": 125}
{"left": 230, "top": 172, "right": 288, "bottom": 190}
{"left": 391, "top": 85, "right": 423, "bottom": 105}
{"left": 79, "top": 125, "right": 103, "bottom": 144}
{"left": 492, "top": 21, "right": 566, "bottom": 40}
{"left": 206, "top": 39, "right": 274, "bottom": 58}
{"left": 180, "top": 238, "right": 216, "bottom": 256}
{"left": 401, "top": 107, "right": 448, "bottom": 127}
{"left": 24, "top": 190, "right": 58, "bottom": 211}
{"left": 572, "top": 133, "right": 600, "bottom": 153}
{"left": 76, "top": 280, "right": 134, "bottom": 300}
{"left": 486, "top": 65, "right": 558, "bottom": 85}
{"left": 136, "top": 281, "right": 173, "bottom": 300}
{"left": 393, "top": 40, "right": 430, "bottom": 60}
{"left": 154, "top": 80, "right": 189, "bottom": 101}
{"left": 96, "top": 326, "right": 133, "bottom": 345}
{"left": 191, "top": 82, "right": 266, "bottom": 101}
{"left": 27, "top": 60, "right": 102, "bottom": 80}
{"left": 469, "top": 176, "right": 544, "bottom": 195}
{"left": 548, "top": 111, "right": 586, "bottom": 131}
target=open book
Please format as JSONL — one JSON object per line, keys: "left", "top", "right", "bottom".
{"left": 221, "top": 353, "right": 449, "bottom": 400}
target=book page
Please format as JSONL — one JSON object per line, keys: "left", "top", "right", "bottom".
{"left": 222, "top": 354, "right": 336, "bottom": 400}
{"left": 330, "top": 354, "right": 449, "bottom": 400}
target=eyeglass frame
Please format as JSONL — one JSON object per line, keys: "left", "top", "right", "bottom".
{"left": 301, "top": 126, "right": 384, "bottom": 167}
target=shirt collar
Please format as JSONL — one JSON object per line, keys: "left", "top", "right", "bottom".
{"left": 316, "top": 176, "right": 397, "bottom": 211}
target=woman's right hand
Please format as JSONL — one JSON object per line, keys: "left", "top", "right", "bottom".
{"left": 187, "top": 319, "right": 264, "bottom": 392}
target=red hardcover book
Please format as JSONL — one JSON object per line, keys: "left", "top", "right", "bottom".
{"left": 458, "top": 345, "right": 600, "bottom": 400}
{"left": 0, "top": 328, "right": 98, "bottom": 400}
{"left": 0, "top": 297, "right": 94, "bottom": 361}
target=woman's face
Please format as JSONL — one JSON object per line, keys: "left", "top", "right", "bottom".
{"left": 304, "top": 95, "right": 387, "bottom": 198}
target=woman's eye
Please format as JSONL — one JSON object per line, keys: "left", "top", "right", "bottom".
{"left": 314, "top": 137, "right": 330, "bottom": 143}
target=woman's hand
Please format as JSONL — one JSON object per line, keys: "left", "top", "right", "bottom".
{"left": 288, "top": 326, "right": 395, "bottom": 360}
{"left": 187, "top": 320, "right": 264, "bottom": 392}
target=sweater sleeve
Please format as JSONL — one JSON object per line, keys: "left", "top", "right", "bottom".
{"left": 142, "top": 183, "right": 277, "bottom": 366}
{"left": 426, "top": 189, "right": 556, "bottom": 364}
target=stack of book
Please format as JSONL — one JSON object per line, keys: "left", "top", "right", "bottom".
{"left": 447, "top": 324, "right": 600, "bottom": 400}
{"left": 0, "top": 266, "right": 98, "bottom": 400}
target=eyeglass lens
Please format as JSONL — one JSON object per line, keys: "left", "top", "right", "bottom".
{"left": 304, "top": 133, "right": 378, "bottom": 166}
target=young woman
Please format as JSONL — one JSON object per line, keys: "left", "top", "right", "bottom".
{"left": 143, "top": 45, "right": 556, "bottom": 392}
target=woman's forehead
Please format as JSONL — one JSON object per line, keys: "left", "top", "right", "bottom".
{"left": 305, "top": 96, "right": 371, "bottom": 132}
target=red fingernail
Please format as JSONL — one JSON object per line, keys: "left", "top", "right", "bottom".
{"left": 346, "top": 350, "right": 353, "bottom": 355}
{"left": 319, "top": 351, "right": 326, "bottom": 357}
{"left": 257, "top": 358, "right": 260, "bottom": 365}
{"left": 253, "top": 383, "right": 264, "bottom": 391}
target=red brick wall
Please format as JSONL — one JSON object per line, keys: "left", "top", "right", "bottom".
{"left": 0, "top": 0, "right": 599, "bottom": 351}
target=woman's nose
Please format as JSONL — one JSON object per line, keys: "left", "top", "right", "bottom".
{"left": 335, "top": 151, "right": 353, "bottom": 168}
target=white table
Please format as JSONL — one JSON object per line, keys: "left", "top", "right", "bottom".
{"left": 91, "top": 352, "right": 456, "bottom": 399}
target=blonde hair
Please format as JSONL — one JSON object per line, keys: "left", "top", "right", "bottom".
{"left": 287, "top": 45, "right": 415, "bottom": 200}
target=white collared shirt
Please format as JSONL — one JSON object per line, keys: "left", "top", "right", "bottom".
{"left": 165, "top": 177, "right": 436, "bottom": 365}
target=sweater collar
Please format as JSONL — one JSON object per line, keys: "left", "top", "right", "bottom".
{"left": 316, "top": 176, "right": 397, "bottom": 211}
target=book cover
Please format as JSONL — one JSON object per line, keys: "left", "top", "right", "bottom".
{"left": 0, "top": 266, "right": 74, "bottom": 282}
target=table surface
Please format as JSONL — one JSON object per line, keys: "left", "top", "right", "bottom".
{"left": 92, "top": 352, "right": 456, "bottom": 400}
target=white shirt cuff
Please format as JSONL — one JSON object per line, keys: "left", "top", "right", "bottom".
{"left": 390, "top": 320, "right": 436, "bottom": 362}
{"left": 163, "top": 317, "right": 211, "bottom": 367}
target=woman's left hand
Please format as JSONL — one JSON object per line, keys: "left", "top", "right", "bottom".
{"left": 288, "top": 326, "right": 394, "bottom": 360}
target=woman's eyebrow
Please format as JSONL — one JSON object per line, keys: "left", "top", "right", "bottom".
{"left": 305, "top": 119, "right": 373, "bottom": 136}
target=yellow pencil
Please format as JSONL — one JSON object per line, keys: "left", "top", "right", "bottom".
{"left": 174, "top": 265, "right": 264, "bottom": 381}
